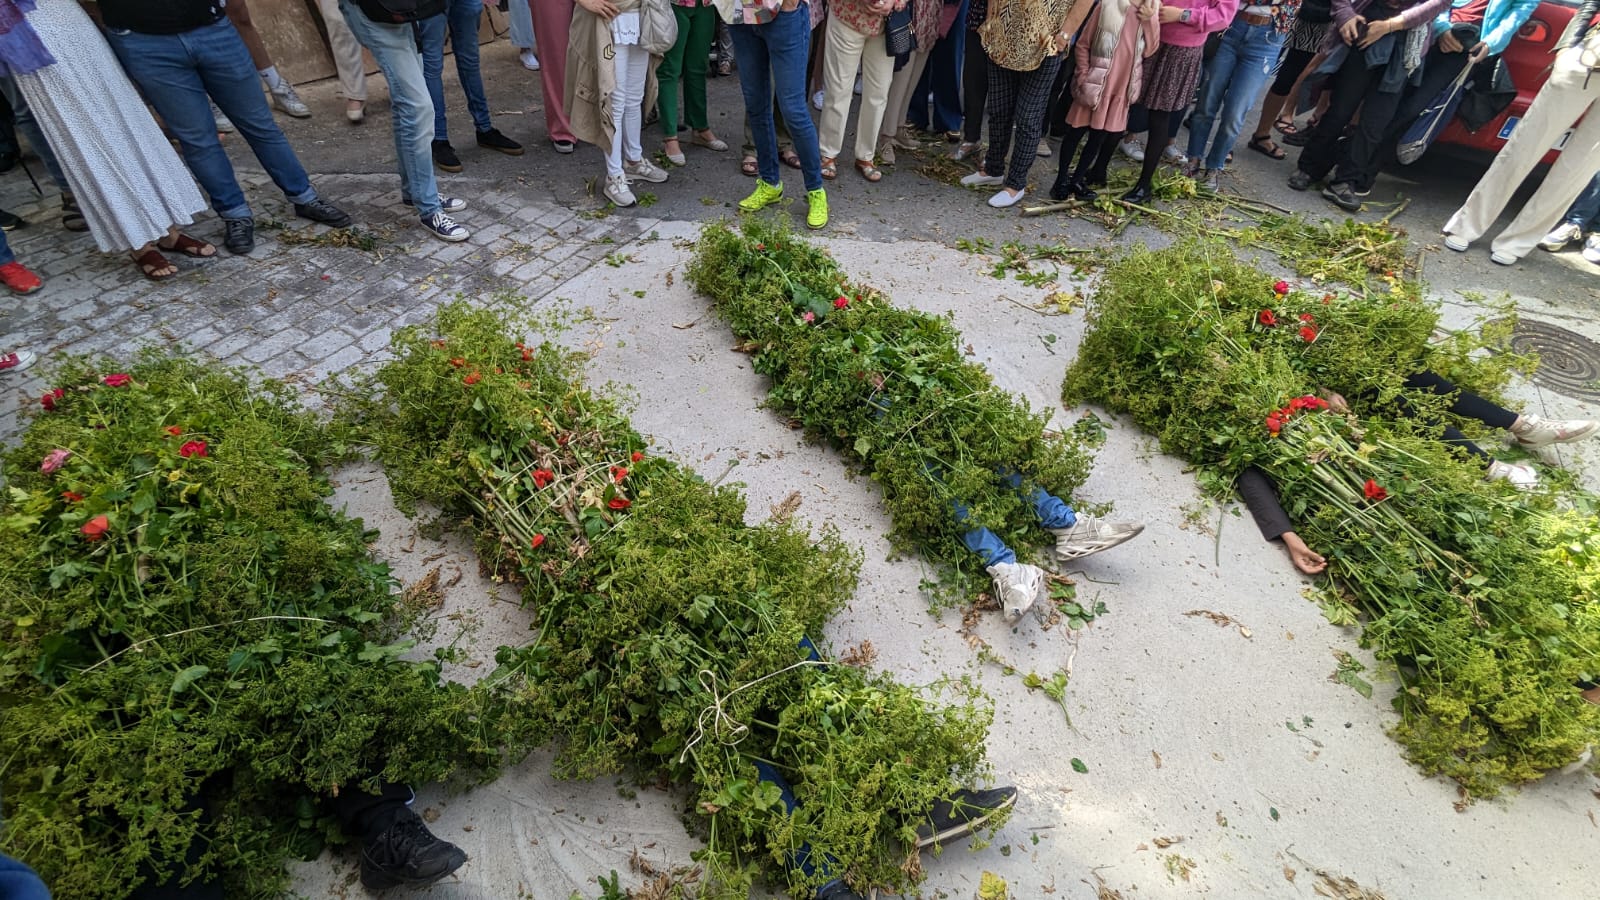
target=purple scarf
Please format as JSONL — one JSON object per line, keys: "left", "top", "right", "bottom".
{"left": 0, "top": 0, "right": 54, "bottom": 78}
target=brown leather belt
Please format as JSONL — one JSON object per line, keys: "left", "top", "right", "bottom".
{"left": 1240, "top": 11, "right": 1273, "bottom": 25}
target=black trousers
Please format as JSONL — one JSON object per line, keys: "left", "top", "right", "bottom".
{"left": 1269, "top": 46, "right": 1319, "bottom": 98}
{"left": 983, "top": 56, "right": 1064, "bottom": 190}
{"left": 961, "top": 33, "right": 990, "bottom": 143}
{"left": 1294, "top": 49, "right": 1409, "bottom": 192}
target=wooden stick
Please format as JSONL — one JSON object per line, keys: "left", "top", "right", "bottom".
{"left": 1020, "top": 200, "right": 1078, "bottom": 217}
{"left": 1378, "top": 196, "right": 1411, "bottom": 226}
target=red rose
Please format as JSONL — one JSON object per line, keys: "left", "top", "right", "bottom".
{"left": 464, "top": 372, "right": 481, "bottom": 385}
{"left": 833, "top": 296, "right": 850, "bottom": 309}
{"left": 61, "top": 491, "right": 84, "bottom": 503}
{"left": 179, "top": 440, "right": 208, "bottom": 458}
{"left": 530, "top": 534, "right": 546, "bottom": 550}
{"left": 1273, "top": 280, "right": 1290, "bottom": 295}
{"left": 608, "top": 496, "right": 631, "bottom": 510}
{"left": 630, "top": 451, "right": 644, "bottom": 463}
{"left": 1363, "top": 479, "right": 1388, "bottom": 502}
{"left": 449, "top": 358, "right": 466, "bottom": 368}
{"left": 165, "top": 426, "right": 184, "bottom": 437}
{"left": 41, "top": 388, "right": 64, "bottom": 411}
{"left": 102, "top": 374, "right": 132, "bottom": 387}
{"left": 1257, "top": 309, "right": 1278, "bottom": 327}
{"left": 1298, "top": 313, "right": 1315, "bottom": 323}
{"left": 1299, "top": 326, "right": 1318, "bottom": 342}
{"left": 611, "top": 466, "right": 628, "bottom": 483}
{"left": 532, "top": 469, "right": 554, "bottom": 488}
{"left": 81, "top": 515, "right": 109, "bottom": 541}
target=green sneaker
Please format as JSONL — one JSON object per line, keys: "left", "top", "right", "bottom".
{"left": 806, "top": 188, "right": 828, "bottom": 230}
{"left": 739, "top": 180, "right": 784, "bottom": 212}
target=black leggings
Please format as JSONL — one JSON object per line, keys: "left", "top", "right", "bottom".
{"left": 1269, "top": 46, "right": 1318, "bottom": 99}
{"left": 1396, "top": 371, "right": 1517, "bottom": 464}
{"left": 1133, "top": 108, "right": 1177, "bottom": 190}
{"left": 962, "top": 34, "right": 990, "bottom": 144}
{"left": 1053, "top": 125, "right": 1111, "bottom": 186}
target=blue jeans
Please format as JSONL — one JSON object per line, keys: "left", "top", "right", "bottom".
{"left": 1563, "top": 170, "right": 1600, "bottom": 229}
{"left": 420, "top": 0, "right": 494, "bottom": 142}
{"left": 508, "top": 0, "right": 535, "bottom": 48}
{"left": 0, "top": 224, "right": 14, "bottom": 266}
{"left": 1185, "top": 17, "right": 1286, "bottom": 172}
{"left": 103, "top": 19, "right": 317, "bottom": 220}
{"left": 958, "top": 472, "right": 1076, "bottom": 567}
{"left": 729, "top": 4, "right": 824, "bottom": 192}
{"left": 0, "top": 854, "right": 50, "bottom": 900}
{"left": 908, "top": 0, "right": 966, "bottom": 134}
{"left": 340, "top": 3, "right": 444, "bottom": 217}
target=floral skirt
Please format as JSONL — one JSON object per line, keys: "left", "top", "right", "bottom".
{"left": 1140, "top": 42, "right": 1205, "bottom": 112}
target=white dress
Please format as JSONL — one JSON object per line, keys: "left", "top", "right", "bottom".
{"left": 14, "top": 0, "right": 208, "bottom": 253}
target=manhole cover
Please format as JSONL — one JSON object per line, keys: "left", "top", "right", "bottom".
{"left": 1489, "top": 317, "right": 1600, "bottom": 401}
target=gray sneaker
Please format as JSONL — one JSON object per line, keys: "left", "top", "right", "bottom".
{"left": 624, "top": 158, "right": 669, "bottom": 184}
{"left": 986, "top": 561, "right": 1047, "bottom": 624}
{"left": 1048, "top": 514, "right": 1144, "bottom": 565}
{"left": 270, "top": 82, "right": 312, "bottom": 118}
{"left": 210, "top": 101, "right": 235, "bottom": 134}
{"left": 1539, "top": 221, "right": 1583, "bottom": 252}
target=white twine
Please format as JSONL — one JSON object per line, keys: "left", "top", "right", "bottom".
{"left": 678, "top": 659, "right": 829, "bottom": 764}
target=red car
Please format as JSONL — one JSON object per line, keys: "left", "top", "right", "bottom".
{"left": 1435, "top": 0, "right": 1582, "bottom": 162}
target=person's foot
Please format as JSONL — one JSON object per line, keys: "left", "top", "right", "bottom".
{"left": 986, "top": 561, "right": 1046, "bottom": 623}
{"left": 739, "top": 180, "right": 784, "bottom": 212}
{"left": 915, "top": 787, "right": 1018, "bottom": 849}
{"left": 1490, "top": 249, "right": 1518, "bottom": 266}
{"left": 0, "top": 261, "right": 41, "bottom": 294}
{"left": 1585, "top": 233, "right": 1600, "bottom": 265}
{"left": 1048, "top": 513, "right": 1144, "bottom": 565}
{"left": 420, "top": 210, "right": 471, "bottom": 242}
{"left": 403, "top": 195, "right": 468, "bottom": 213}
{"left": 211, "top": 101, "right": 235, "bottom": 134}
{"left": 892, "top": 125, "right": 919, "bottom": 151}
{"left": 294, "top": 197, "right": 353, "bottom": 228}
{"left": 1486, "top": 459, "right": 1539, "bottom": 489}
{"left": 1538, "top": 221, "right": 1583, "bottom": 252}
{"left": 624, "top": 157, "right": 670, "bottom": 184}
{"left": 812, "top": 89, "right": 825, "bottom": 111}
{"left": 952, "top": 140, "right": 980, "bottom": 161}
{"left": 1161, "top": 143, "right": 1185, "bottom": 165}
{"left": 359, "top": 808, "right": 469, "bottom": 890}
{"left": 806, "top": 188, "right": 828, "bottom": 230}
{"left": 1198, "top": 168, "right": 1219, "bottom": 193}
{"left": 433, "top": 140, "right": 463, "bottom": 172}
{"left": 876, "top": 135, "right": 897, "bottom": 167}
{"left": 1069, "top": 176, "right": 1097, "bottom": 201}
{"left": 1321, "top": 182, "right": 1361, "bottom": 211}
{"left": 477, "top": 128, "right": 524, "bottom": 156}
{"left": 1510, "top": 414, "right": 1600, "bottom": 448}
{"left": 1287, "top": 170, "right": 1314, "bottom": 191}
{"left": 1120, "top": 183, "right": 1153, "bottom": 205}
{"left": 345, "top": 99, "right": 365, "bottom": 124}
{"left": 61, "top": 195, "right": 87, "bottom": 232}
{"left": 269, "top": 82, "right": 312, "bottom": 118}
{"left": 1443, "top": 233, "right": 1470, "bottom": 252}
{"left": 0, "top": 348, "right": 36, "bottom": 373}
{"left": 603, "top": 173, "right": 637, "bottom": 208}
{"left": 518, "top": 48, "right": 541, "bottom": 70}
{"left": 552, "top": 139, "right": 576, "bottom": 154}
{"left": 1117, "top": 137, "right": 1145, "bottom": 161}
{"left": 664, "top": 138, "right": 687, "bottom": 166}
{"left": 1036, "top": 137, "right": 1052, "bottom": 158}
{"left": 0, "top": 209, "right": 25, "bottom": 232}
{"left": 1049, "top": 178, "right": 1072, "bottom": 202}
{"left": 1083, "top": 168, "right": 1108, "bottom": 189}
{"left": 959, "top": 170, "right": 1003, "bottom": 187}
{"left": 987, "top": 187, "right": 1025, "bottom": 208}
{"left": 222, "top": 217, "right": 255, "bottom": 255}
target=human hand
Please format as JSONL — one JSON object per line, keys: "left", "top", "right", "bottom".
{"left": 578, "top": 0, "right": 619, "bottom": 18}
{"left": 1137, "top": 0, "right": 1159, "bottom": 18}
{"left": 1339, "top": 15, "right": 1366, "bottom": 45}
{"left": 1320, "top": 390, "right": 1350, "bottom": 413}
{"left": 1358, "top": 16, "right": 1399, "bottom": 48}
{"left": 1438, "top": 30, "right": 1463, "bottom": 53}
{"left": 1158, "top": 5, "right": 1184, "bottom": 23}
{"left": 1282, "top": 532, "right": 1328, "bottom": 575}
{"left": 781, "top": 0, "right": 800, "bottom": 10}
{"left": 1469, "top": 40, "right": 1489, "bottom": 63}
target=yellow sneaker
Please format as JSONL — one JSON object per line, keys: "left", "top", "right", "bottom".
{"left": 739, "top": 180, "right": 784, "bottom": 212}
{"left": 806, "top": 188, "right": 828, "bottom": 230}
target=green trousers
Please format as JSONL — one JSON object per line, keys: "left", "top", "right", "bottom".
{"left": 657, "top": 2, "right": 717, "bottom": 135}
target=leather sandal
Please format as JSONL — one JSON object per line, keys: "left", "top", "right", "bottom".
{"left": 133, "top": 247, "right": 178, "bottom": 281}
{"left": 158, "top": 232, "right": 216, "bottom": 258}
{"left": 855, "top": 160, "right": 882, "bottom": 182}
{"left": 821, "top": 156, "right": 838, "bottom": 180}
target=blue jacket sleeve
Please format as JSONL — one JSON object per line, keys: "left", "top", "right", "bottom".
{"left": 1481, "top": 0, "right": 1540, "bottom": 56}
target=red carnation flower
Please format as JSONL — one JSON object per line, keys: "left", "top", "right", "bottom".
{"left": 611, "top": 466, "right": 628, "bottom": 483}
{"left": 1266, "top": 414, "right": 1283, "bottom": 435}
{"left": 179, "top": 440, "right": 208, "bottom": 459}
{"left": 1299, "top": 325, "right": 1318, "bottom": 342}
{"left": 1257, "top": 309, "right": 1278, "bottom": 327}
{"left": 1363, "top": 479, "right": 1388, "bottom": 502}
{"left": 833, "top": 296, "right": 850, "bottom": 309}
{"left": 608, "top": 496, "right": 632, "bottom": 510}
{"left": 165, "top": 426, "right": 184, "bottom": 437}
{"left": 41, "top": 388, "right": 64, "bottom": 411}
{"left": 1299, "top": 313, "right": 1315, "bottom": 323}
{"left": 521, "top": 348, "right": 534, "bottom": 361}
{"left": 630, "top": 451, "right": 644, "bottom": 463}
{"left": 1273, "top": 280, "right": 1290, "bottom": 295}
{"left": 530, "top": 534, "right": 546, "bottom": 550}
{"left": 61, "top": 491, "right": 84, "bottom": 503}
{"left": 449, "top": 358, "right": 466, "bottom": 368}
{"left": 464, "top": 372, "right": 481, "bottom": 385}
{"left": 102, "top": 374, "right": 132, "bottom": 387}
{"left": 532, "top": 469, "right": 554, "bottom": 488}
{"left": 81, "top": 514, "right": 109, "bottom": 541}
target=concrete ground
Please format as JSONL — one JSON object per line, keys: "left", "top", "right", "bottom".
{"left": 3, "top": 35, "right": 1600, "bottom": 900}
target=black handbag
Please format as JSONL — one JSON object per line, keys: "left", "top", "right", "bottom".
{"left": 886, "top": 5, "right": 915, "bottom": 55}
{"left": 354, "top": 0, "right": 446, "bottom": 24}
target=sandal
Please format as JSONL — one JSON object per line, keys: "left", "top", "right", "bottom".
{"left": 1248, "top": 134, "right": 1286, "bottom": 160}
{"left": 691, "top": 130, "right": 729, "bottom": 152}
{"left": 855, "top": 160, "right": 882, "bottom": 182}
{"left": 61, "top": 194, "right": 87, "bottom": 233}
{"left": 821, "top": 156, "right": 838, "bottom": 180}
{"left": 132, "top": 247, "right": 178, "bottom": 281}
{"left": 741, "top": 154, "right": 758, "bottom": 177}
{"left": 1274, "top": 116, "right": 1299, "bottom": 136}
{"left": 780, "top": 149, "right": 802, "bottom": 170}
{"left": 664, "top": 139, "right": 687, "bottom": 166}
{"left": 158, "top": 232, "right": 217, "bottom": 258}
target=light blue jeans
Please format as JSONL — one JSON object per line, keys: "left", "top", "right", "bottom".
{"left": 1185, "top": 16, "right": 1286, "bottom": 172}
{"left": 957, "top": 471, "right": 1077, "bottom": 567}
{"left": 419, "top": 0, "right": 494, "bottom": 142}
{"left": 508, "top": 0, "right": 536, "bottom": 49}
{"left": 339, "top": 3, "right": 443, "bottom": 217}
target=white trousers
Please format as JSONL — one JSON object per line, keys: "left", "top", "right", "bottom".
{"left": 880, "top": 46, "right": 931, "bottom": 141}
{"left": 318, "top": 0, "right": 369, "bottom": 101}
{"left": 818, "top": 14, "right": 895, "bottom": 161}
{"left": 607, "top": 41, "right": 650, "bottom": 177}
{"left": 1444, "top": 46, "right": 1600, "bottom": 260}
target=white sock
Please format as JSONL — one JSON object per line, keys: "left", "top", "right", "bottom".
{"left": 259, "top": 66, "right": 284, "bottom": 90}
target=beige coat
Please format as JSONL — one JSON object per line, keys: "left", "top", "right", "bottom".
{"left": 564, "top": 4, "right": 661, "bottom": 151}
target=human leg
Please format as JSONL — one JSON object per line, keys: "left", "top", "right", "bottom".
{"left": 224, "top": 0, "right": 272, "bottom": 70}
{"left": 317, "top": 0, "right": 369, "bottom": 105}
{"left": 616, "top": 43, "right": 650, "bottom": 167}
{"left": 508, "top": 0, "right": 535, "bottom": 48}
{"left": 0, "top": 854, "right": 50, "bottom": 900}
{"left": 530, "top": 0, "right": 577, "bottom": 144}
{"left": 0, "top": 77, "right": 66, "bottom": 191}
{"left": 340, "top": 1, "right": 443, "bottom": 217}
{"left": 818, "top": 15, "right": 868, "bottom": 161}
{"left": 658, "top": 6, "right": 694, "bottom": 140}
{"left": 1186, "top": 20, "right": 1245, "bottom": 164}
{"left": 980, "top": 64, "right": 1021, "bottom": 178}
{"left": 1127, "top": 107, "right": 1175, "bottom": 196}
{"left": 1203, "top": 25, "right": 1283, "bottom": 172}
{"left": 769, "top": 5, "right": 824, "bottom": 193}
{"left": 960, "top": 35, "right": 988, "bottom": 144}
{"left": 331, "top": 782, "right": 468, "bottom": 891}
{"left": 446, "top": 0, "right": 494, "bottom": 134}
{"left": 1291, "top": 50, "right": 1370, "bottom": 183}
{"left": 730, "top": 23, "right": 781, "bottom": 186}
{"left": 1489, "top": 93, "right": 1600, "bottom": 261}
{"left": 851, "top": 31, "right": 895, "bottom": 164}
{"left": 681, "top": 4, "right": 717, "bottom": 131}
{"left": 1050, "top": 125, "right": 1090, "bottom": 197}
{"left": 881, "top": 48, "right": 932, "bottom": 148}
{"left": 418, "top": 13, "right": 453, "bottom": 142}
{"left": 1331, "top": 78, "right": 1406, "bottom": 193}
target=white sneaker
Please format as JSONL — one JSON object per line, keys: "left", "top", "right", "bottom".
{"left": 1161, "top": 143, "right": 1186, "bottom": 165}
{"left": 1510, "top": 413, "right": 1600, "bottom": 447}
{"left": 603, "top": 173, "right": 637, "bottom": 207}
{"left": 519, "top": 48, "right": 541, "bottom": 71}
{"left": 812, "top": 89, "right": 825, "bottom": 111}
{"left": 1048, "top": 514, "right": 1145, "bottom": 565}
{"left": 1198, "top": 169, "right": 1220, "bottom": 193}
{"left": 1490, "top": 249, "right": 1518, "bottom": 266}
{"left": 1486, "top": 459, "right": 1539, "bottom": 489}
{"left": 987, "top": 187, "right": 1025, "bottom": 208}
{"left": 211, "top": 101, "right": 235, "bottom": 134}
{"left": 1584, "top": 233, "right": 1600, "bottom": 264}
{"left": 1540, "top": 221, "right": 1583, "bottom": 251}
{"left": 1443, "top": 233, "right": 1470, "bottom": 252}
{"left": 270, "top": 82, "right": 312, "bottom": 118}
{"left": 1117, "top": 138, "right": 1145, "bottom": 161}
{"left": 0, "top": 348, "right": 36, "bottom": 374}
{"left": 986, "top": 561, "right": 1047, "bottom": 624}
{"left": 625, "top": 158, "right": 669, "bottom": 184}
{"left": 1036, "top": 138, "right": 1052, "bottom": 158}
{"left": 960, "top": 170, "right": 1004, "bottom": 187}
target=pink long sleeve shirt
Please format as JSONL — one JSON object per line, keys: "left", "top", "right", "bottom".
{"left": 1157, "top": 0, "right": 1240, "bottom": 46}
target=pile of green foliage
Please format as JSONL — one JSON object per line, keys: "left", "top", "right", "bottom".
{"left": 0, "top": 355, "right": 495, "bottom": 899}
{"left": 350, "top": 304, "right": 998, "bottom": 898}
{"left": 688, "top": 218, "right": 1092, "bottom": 592}
{"left": 1064, "top": 240, "right": 1600, "bottom": 796}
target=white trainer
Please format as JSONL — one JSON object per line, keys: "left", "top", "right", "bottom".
{"left": 1048, "top": 514, "right": 1145, "bottom": 565}
{"left": 986, "top": 561, "right": 1048, "bottom": 624}
{"left": 1539, "top": 221, "right": 1583, "bottom": 251}
{"left": 988, "top": 188, "right": 1025, "bottom": 208}
{"left": 960, "top": 170, "right": 1004, "bottom": 187}
{"left": 519, "top": 49, "right": 541, "bottom": 71}
{"left": 1486, "top": 459, "right": 1539, "bottom": 489}
{"left": 625, "top": 158, "right": 670, "bottom": 184}
{"left": 1511, "top": 413, "right": 1600, "bottom": 447}
{"left": 603, "top": 173, "right": 637, "bottom": 208}
{"left": 1584, "top": 233, "right": 1600, "bottom": 264}
{"left": 1117, "top": 138, "right": 1145, "bottom": 161}
{"left": 1442, "top": 234, "right": 1470, "bottom": 252}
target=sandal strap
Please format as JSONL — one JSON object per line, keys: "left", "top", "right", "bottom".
{"left": 134, "top": 247, "right": 177, "bottom": 279}
{"left": 161, "top": 233, "right": 215, "bottom": 258}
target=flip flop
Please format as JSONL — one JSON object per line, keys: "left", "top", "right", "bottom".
{"left": 158, "top": 232, "right": 217, "bottom": 258}
{"left": 1248, "top": 134, "right": 1286, "bottom": 160}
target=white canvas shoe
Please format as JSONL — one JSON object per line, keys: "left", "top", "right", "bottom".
{"left": 1486, "top": 459, "right": 1538, "bottom": 489}
{"left": 960, "top": 170, "right": 1004, "bottom": 187}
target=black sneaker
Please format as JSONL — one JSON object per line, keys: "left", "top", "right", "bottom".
{"left": 1287, "top": 170, "right": 1314, "bottom": 191}
{"left": 0, "top": 209, "right": 26, "bottom": 231}
{"left": 420, "top": 210, "right": 470, "bottom": 242}
{"left": 222, "top": 217, "right": 255, "bottom": 254}
{"left": 476, "top": 127, "right": 524, "bottom": 156}
{"left": 294, "top": 197, "right": 353, "bottom": 228}
{"left": 1322, "top": 181, "right": 1362, "bottom": 212}
{"left": 402, "top": 195, "right": 468, "bottom": 214}
{"left": 359, "top": 808, "right": 468, "bottom": 890}
{"left": 1049, "top": 179, "right": 1072, "bottom": 202}
{"left": 433, "top": 140, "right": 463, "bottom": 172}
{"left": 914, "top": 786, "right": 1017, "bottom": 849}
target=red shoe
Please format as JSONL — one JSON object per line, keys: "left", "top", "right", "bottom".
{"left": 0, "top": 261, "right": 41, "bottom": 294}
